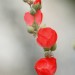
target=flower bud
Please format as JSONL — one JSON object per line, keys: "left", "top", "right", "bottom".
{"left": 30, "top": 8, "right": 36, "bottom": 15}
{"left": 32, "top": 3, "right": 42, "bottom": 11}
{"left": 27, "top": 26, "right": 34, "bottom": 33}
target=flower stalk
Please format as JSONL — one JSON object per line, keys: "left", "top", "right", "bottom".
{"left": 23, "top": 0, "right": 58, "bottom": 75}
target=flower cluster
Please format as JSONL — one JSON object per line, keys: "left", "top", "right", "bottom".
{"left": 23, "top": 0, "right": 58, "bottom": 75}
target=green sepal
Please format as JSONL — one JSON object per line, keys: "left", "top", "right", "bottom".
{"left": 50, "top": 44, "right": 57, "bottom": 51}
{"left": 32, "top": 3, "right": 42, "bottom": 11}
{"left": 30, "top": 8, "right": 36, "bottom": 15}
{"left": 44, "top": 48, "right": 50, "bottom": 51}
{"left": 32, "top": 22, "right": 39, "bottom": 31}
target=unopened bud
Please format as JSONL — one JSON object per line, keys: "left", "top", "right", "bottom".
{"left": 32, "top": 3, "right": 42, "bottom": 11}
{"left": 27, "top": 26, "right": 34, "bottom": 33}
{"left": 30, "top": 8, "right": 36, "bottom": 15}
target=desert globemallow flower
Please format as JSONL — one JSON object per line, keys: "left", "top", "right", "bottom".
{"left": 24, "top": 10, "right": 43, "bottom": 26}
{"left": 37, "top": 27, "right": 57, "bottom": 48}
{"left": 35, "top": 57, "right": 57, "bottom": 75}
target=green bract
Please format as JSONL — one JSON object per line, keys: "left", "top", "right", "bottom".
{"left": 50, "top": 44, "right": 57, "bottom": 51}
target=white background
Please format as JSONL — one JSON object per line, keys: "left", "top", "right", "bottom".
{"left": 0, "top": 0, "right": 75, "bottom": 75}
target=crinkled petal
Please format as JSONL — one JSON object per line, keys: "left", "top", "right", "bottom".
{"left": 37, "top": 36, "right": 47, "bottom": 47}
{"left": 34, "top": 57, "right": 57, "bottom": 75}
{"left": 37, "top": 27, "right": 57, "bottom": 48}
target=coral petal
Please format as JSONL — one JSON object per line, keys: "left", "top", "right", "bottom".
{"left": 35, "top": 10, "right": 43, "bottom": 25}
{"left": 24, "top": 12, "right": 34, "bottom": 26}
